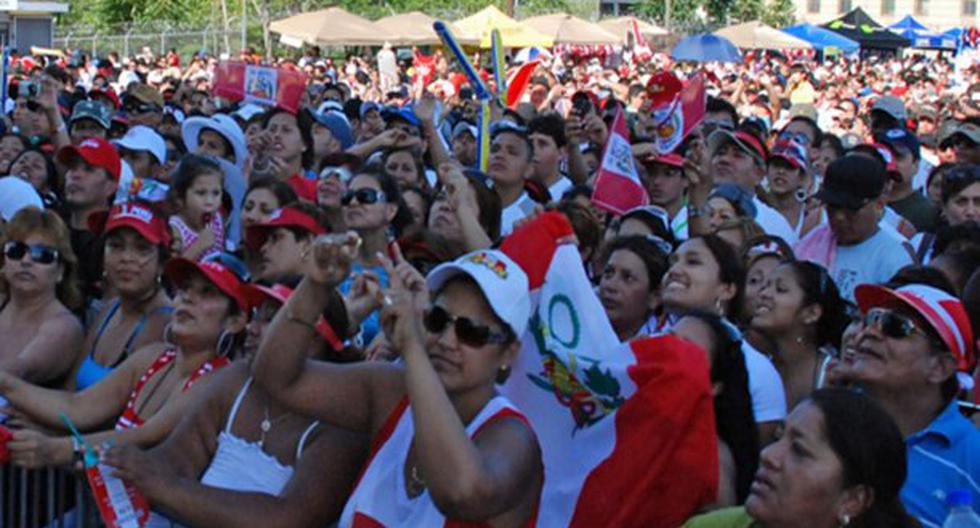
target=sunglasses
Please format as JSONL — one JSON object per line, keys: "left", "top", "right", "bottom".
{"left": 423, "top": 305, "right": 509, "bottom": 347}
{"left": 863, "top": 308, "right": 929, "bottom": 340}
{"left": 3, "top": 240, "right": 60, "bottom": 265}
{"left": 319, "top": 166, "right": 353, "bottom": 183}
{"left": 124, "top": 103, "right": 160, "bottom": 115}
{"left": 341, "top": 188, "right": 386, "bottom": 206}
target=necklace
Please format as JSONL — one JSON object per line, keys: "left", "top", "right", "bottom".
{"left": 408, "top": 464, "right": 426, "bottom": 494}
{"left": 259, "top": 405, "right": 291, "bottom": 448}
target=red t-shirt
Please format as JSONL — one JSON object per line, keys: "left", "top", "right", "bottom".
{"left": 287, "top": 174, "right": 318, "bottom": 202}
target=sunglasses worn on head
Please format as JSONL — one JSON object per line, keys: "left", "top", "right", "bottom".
{"left": 423, "top": 305, "right": 508, "bottom": 347}
{"left": 3, "top": 241, "right": 59, "bottom": 265}
{"left": 863, "top": 308, "right": 929, "bottom": 340}
{"left": 342, "top": 188, "right": 386, "bottom": 206}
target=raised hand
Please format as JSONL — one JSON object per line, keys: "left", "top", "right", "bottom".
{"left": 378, "top": 243, "right": 429, "bottom": 353}
{"left": 307, "top": 231, "right": 361, "bottom": 288}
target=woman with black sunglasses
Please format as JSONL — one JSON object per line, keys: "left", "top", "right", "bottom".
{"left": 0, "top": 208, "right": 84, "bottom": 388}
{"left": 0, "top": 255, "right": 247, "bottom": 470}
{"left": 254, "top": 235, "right": 542, "bottom": 528}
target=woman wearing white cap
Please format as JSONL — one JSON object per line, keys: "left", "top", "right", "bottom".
{"left": 253, "top": 235, "right": 542, "bottom": 527}
{"left": 182, "top": 113, "right": 248, "bottom": 171}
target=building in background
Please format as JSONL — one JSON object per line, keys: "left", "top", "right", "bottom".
{"left": 792, "top": 0, "right": 977, "bottom": 29}
{"left": 0, "top": 1, "right": 69, "bottom": 51}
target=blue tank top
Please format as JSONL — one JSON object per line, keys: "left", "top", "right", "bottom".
{"left": 75, "top": 300, "right": 173, "bottom": 391}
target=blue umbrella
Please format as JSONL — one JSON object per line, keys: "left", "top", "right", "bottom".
{"left": 671, "top": 34, "right": 742, "bottom": 63}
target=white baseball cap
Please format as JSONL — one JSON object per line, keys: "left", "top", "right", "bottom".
{"left": 425, "top": 249, "right": 531, "bottom": 338}
{"left": 113, "top": 125, "right": 167, "bottom": 164}
{"left": 182, "top": 114, "right": 248, "bottom": 170}
{"left": 0, "top": 176, "right": 44, "bottom": 221}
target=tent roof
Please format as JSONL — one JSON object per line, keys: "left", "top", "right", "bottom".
{"left": 597, "top": 16, "right": 669, "bottom": 41}
{"left": 822, "top": 7, "right": 911, "bottom": 49}
{"left": 373, "top": 11, "right": 448, "bottom": 46}
{"left": 782, "top": 23, "right": 860, "bottom": 53}
{"left": 269, "top": 7, "right": 382, "bottom": 46}
{"left": 523, "top": 13, "right": 620, "bottom": 45}
{"left": 886, "top": 15, "right": 956, "bottom": 48}
{"left": 888, "top": 15, "right": 929, "bottom": 31}
{"left": 453, "top": 6, "right": 554, "bottom": 48}
{"left": 714, "top": 20, "right": 812, "bottom": 50}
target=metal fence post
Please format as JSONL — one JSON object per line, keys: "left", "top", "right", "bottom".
{"left": 91, "top": 34, "right": 98, "bottom": 60}
{"left": 124, "top": 26, "right": 132, "bottom": 57}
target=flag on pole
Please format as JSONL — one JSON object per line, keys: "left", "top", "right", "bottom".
{"left": 591, "top": 107, "right": 649, "bottom": 215}
{"left": 648, "top": 72, "right": 707, "bottom": 155}
{"left": 499, "top": 212, "right": 719, "bottom": 527}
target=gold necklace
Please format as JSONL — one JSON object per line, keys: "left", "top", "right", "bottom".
{"left": 408, "top": 464, "right": 426, "bottom": 493}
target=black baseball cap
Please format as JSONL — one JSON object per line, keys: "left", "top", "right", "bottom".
{"left": 816, "top": 155, "right": 887, "bottom": 210}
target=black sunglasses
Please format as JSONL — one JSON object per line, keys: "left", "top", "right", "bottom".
{"left": 3, "top": 240, "right": 59, "bottom": 265}
{"left": 125, "top": 103, "right": 160, "bottom": 115}
{"left": 423, "top": 305, "right": 508, "bottom": 347}
{"left": 863, "top": 308, "right": 929, "bottom": 340}
{"left": 341, "top": 188, "right": 386, "bottom": 206}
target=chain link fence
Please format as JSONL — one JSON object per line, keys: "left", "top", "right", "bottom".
{"left": 53, "top": 22, "right": 245, "bottom": 60}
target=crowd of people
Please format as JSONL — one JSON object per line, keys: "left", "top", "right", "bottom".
{"left": 0, "top": 38, "right": 977, "bottom": 528}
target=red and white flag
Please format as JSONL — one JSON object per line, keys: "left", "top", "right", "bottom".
{"left": 213, "top": 61, "right": 307, "bottom": 113}
{"left": 649, "top": 72, "right": 707, "bottom": 155}
{"left": 591, "top": 107, "right": 649, "bottom": 215}
{"left": 506, "top": 60, "right": 540, "bottom": 109}
{"left": 500, "top": 213, "right": 719, "bottom": 527}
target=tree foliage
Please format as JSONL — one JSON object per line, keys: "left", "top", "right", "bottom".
{"left": 763, "top": 0, "right": 797, "bottom": 28}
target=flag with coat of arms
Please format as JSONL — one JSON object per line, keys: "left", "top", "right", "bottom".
{"left": 499, "top": 212, "right": 719, "bottom": 527}
{"left": 591, "top": 107, "right": 649, "bottom": 215}
{"left": 648, "top": 71, "right": 707, "bottom": 155}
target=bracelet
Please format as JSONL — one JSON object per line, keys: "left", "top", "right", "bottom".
{"left": 71, "top": 436, "right": 84, "bottom": 465}
{"left": 687, "top": 204, "right": 706, "bottom": 218}
{"left": 285, "top": 308, "right": 318, "bottom": 333}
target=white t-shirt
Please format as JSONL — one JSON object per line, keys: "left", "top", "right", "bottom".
{"left": 742, "top": 340, "right": 788, "bottom": 423}
{"left": 671, "top": 205, "right": 689, "bottom": 241}
{"left": 548, "top": 176, "right": 574, "bottom": 203}
{"left": 832, "top": 228, "right": 915, "bottom": 302}
{"left": 500, "top": 192, "right": 538, "bottom": 236}
{"left": 754, "top": 197, "right": 798, "bottom": 245}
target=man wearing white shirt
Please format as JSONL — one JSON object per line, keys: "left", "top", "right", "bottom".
{"left": 487, "top": 122, "right": 537, "bottom": 236}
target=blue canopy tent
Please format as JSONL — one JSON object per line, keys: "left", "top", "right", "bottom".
{"left": 782, "top": 23, "right": 860, "bottom": 55}
{"left": 888, "top": 15, "right": 957, "bottom": 49}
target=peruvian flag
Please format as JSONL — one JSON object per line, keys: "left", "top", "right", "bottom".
{"left": 213, "top": 61, "right": 307, "bottom": 113}
{"left": 500, "top": 212, "right": 719, "bottom": 527}
{"left": 591, "top": 107, "right": 649, "bottom": 215}
{"left": 412, "top": 48, "right": 437, "bottom": 87}
{"left": 505, "top": 60, "right": 540, "bottom": 109}
{"left": 650, "top": 72, "right": 707, "bottom": 155}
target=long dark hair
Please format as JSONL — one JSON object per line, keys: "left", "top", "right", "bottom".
{"left": 689, "top": 234, "right": 745, "bottom": 317}
{"left": 807, "top": 389, "right": 919, "bottom": 528}
{"left": 679, "top": 310, "right": 758, "bottom": 503}
{"left": 780, "top": 260, "right": 849, "bottom": 349}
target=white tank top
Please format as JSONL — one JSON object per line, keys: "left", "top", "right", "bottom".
{"left": 199, "top": 377, "right": 318, "bottom": 496}
{"left": 338, "top": 395, "right": 531, "bottom": 528}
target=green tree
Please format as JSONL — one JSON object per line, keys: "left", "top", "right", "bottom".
{"left": 762, "top": 0, "right": 796, "bottom": 27}
{"left": 632, "top": 0, "right": 704, "bottom": 30}
{"left": 729, "top": 0, "right": 764, "bottom": 22}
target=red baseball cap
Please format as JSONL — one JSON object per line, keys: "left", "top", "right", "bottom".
{"left": 165, "top": 258, "right": 249, "bottom": 312}
{"left": 88, "top": 202, "right": 171, "bottom": 246}
{"left": 646, "top": 152, "right": 686, "bottom": 168}
{"left": 244, "top": 283, "right": 343, "bottom": 351}
{"left": 56, "top": 138, "right": 122, "bottom": 181}
{"left": 89, "top": 87, "right": 121, "bottom": 110}
{"left": 245, "top": 207, "right": 327, "bottom": 250}
{"left": 856, "top": 284, "right": 976, "bottom": 386}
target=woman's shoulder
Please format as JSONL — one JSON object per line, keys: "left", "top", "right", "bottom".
{"left": 682, "top": 506, "right": 757, "bottom": 528}
{"left": 43, "top": 305, "right": 84, "bottom": 334}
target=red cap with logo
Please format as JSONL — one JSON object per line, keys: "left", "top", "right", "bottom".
{"left": 56, "top": 137, "right": 122, "bottom": 181}
{"left": 245, "top": 207, "right": 327, "bottom": 250}
{"left": 89, "top": 202, "right": 171, "bottom": 246}
{"left": 244, "top": 283, "right": 343, "bottom": 351}
{"left": 164, "top": 258, "right": 249, "bottom": 312}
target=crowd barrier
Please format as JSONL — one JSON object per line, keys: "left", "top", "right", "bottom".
{"left": 0, "top": 465, "right": 97, "bottom": 528}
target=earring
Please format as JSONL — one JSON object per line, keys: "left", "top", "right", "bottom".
{"left": 839, "top": 513, "right": 850, "bottom": 526}
{"left": 495, "top": 364, "right": 511, "bottom": 384}
{"left": 217, "top": 330, "right": 235, "bottom": 357}
{"left": 714, "top": 298, "right": 724, "bottom": 316}
{"left": 795, "top": 335, "right": 804, "bottom": 345}
{"left": 163, "top": 323, "right": 174, "bottom": 345}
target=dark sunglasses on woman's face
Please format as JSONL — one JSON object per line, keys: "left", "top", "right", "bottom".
{"left": 341, "top": 188, "right": 386, "bottom": 206}
{"left": 423, "top": 305, "right": 508, "bottom": 347}
{"left": 863, "top": 308, "right": 928, "bottom": 340}
{"left": 3, "top": 240, "right": 59, "bottom": 265}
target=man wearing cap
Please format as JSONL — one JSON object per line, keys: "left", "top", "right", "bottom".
{"left": 112, "top": 125, "right": 167, "bottom": 181}
{"left": 697, "top": 126, "right": 797, "bottom": 243}
{"left": 848, "top": 283, "right": 979, "bottom": 527}
{"left": 310, "top": 110, "right": 354, "bottom": 164}
{"left": 68, "top": 100, "right": 112, "bottom": 144}
{"left": 939, "top": 121, "right": 980, "bottom": 165}
{"left": 57, "top": 138, "right": 122, "bottom": 301}
{"left": 870, "top": 95, "right": 907, "bottom": 135}
{"left": 358, "top": 101, "right": 386, "bottom": 141}
{"left": 488, "top": 124, "right": 537, "bottom": 236}
{"left": 803, "top": 155, "right": 914, "bottom": 302}
{"left": 876, "top": 128, "right": 938, "bottom": 233}
{"left": 123, "top": 83, "right": 164, "bottom": 128}
{"left": 245, "top": 205, "right": 328, "bottom": 281}
{"left": 640, "top": 152, "right": 689, "bottom": 240}
{"left": 451, "top": 121, "right": 478, "bottom": 168}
